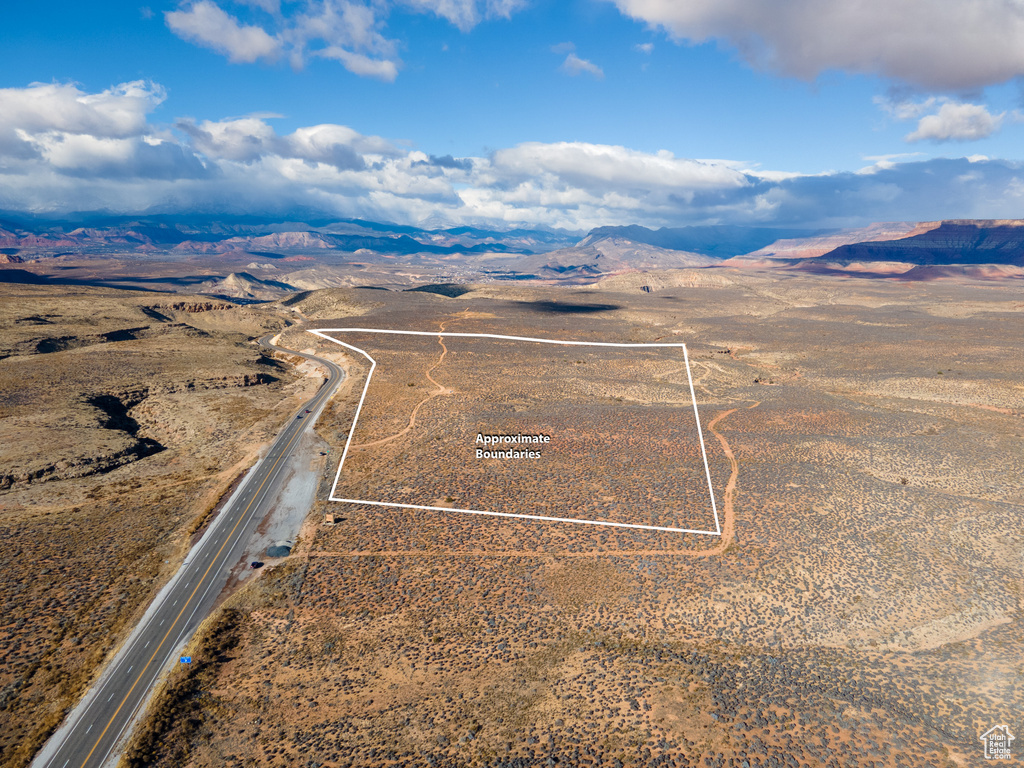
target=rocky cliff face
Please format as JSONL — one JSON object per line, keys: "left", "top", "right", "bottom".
{"left": 821, "top": 220, "right": 1024, "bottom": 266}
{"left": 732, "top": 222, "right": 923, "bottom": 262}
{"left": 159, "top": 301, "right": 237, "bottom": 313}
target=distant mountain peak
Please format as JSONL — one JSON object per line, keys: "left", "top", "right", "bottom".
{"left": 579, "top": 224, "right": 823, "bottom": 258}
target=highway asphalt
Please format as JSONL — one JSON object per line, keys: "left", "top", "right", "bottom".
{"left": 32, "top": 332, "right": 343, "bottom": 768}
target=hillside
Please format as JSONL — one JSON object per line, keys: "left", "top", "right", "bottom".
{"left": 820, "top": 220, "right": 1024, "bottom": 266}
{"left": 579, "top": 224, "right": 819, "bottom": 257}
{"left": 730, "top": 222, "right": 924, "bottom": 262}
{"left": 501, "top": 237, "right": 719, "bottom": 281}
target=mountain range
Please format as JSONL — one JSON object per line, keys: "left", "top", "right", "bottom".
{"left": 1, "top": 213, "right": 1022, "bottom": 292}
{"left": 0, "top": 212, "right": 577, "bottom": 258}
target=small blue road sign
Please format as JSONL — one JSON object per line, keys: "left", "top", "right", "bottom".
{"left": 180, "top": 656, "right": 192, "bottom": 664}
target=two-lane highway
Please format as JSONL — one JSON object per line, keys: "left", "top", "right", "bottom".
{"left": 33, "top": 332, "right": 343, "bottom": 768}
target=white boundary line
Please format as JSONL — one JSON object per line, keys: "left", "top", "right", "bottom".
{"left": 309, "top": 328, "right": 720, "bottom": 536}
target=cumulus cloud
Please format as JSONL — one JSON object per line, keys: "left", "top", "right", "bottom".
{"left": 284, "top": 0, "right": 399, "bottom": 77}
{"left": 176, "top": 116, "right": 398, "bottom": 168}
{"left": 492, "top": 142, "right": 746, "bottom": 191}
{"left": 560, "top": 53, "right": 604, "bottom": 79}
{"left": 319, "top": 48, "right": 400, "bottom": 81}
{"left": 28, "top": 134, "right": 210, "bottom": 180}
{"left": 166, "top": 1, "right": 281, "bottom": 63}
{"left": 634, "top": 42, "right": 653, "bottom": 54}
{"left": 165, "top": 0, "right": 527, "bottom": 79}
{"left": 0, "top": 81, "right": 165, "bottom": 139}
{"left": 3, "top": 80, "right": 1024, "bottom": 229}
{"left": 608, "top": 0, "right": 1024, "bottom": 91}
{"left": 905, "top": 101, "right": 1006, "bottom": 143}
{"left": 877, "top": 96, "right": 1007, "bottom": 143}
{"left": 0, "top": 81, "right": 181, "bottom": 176}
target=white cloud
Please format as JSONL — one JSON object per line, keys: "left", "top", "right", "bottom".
{"left": 176, "top": 116, "right": 277, "bottom": 162}
{"left": 284, "top": 1, "right": 397, "bottom": 71}
{"left": 634, "top": 42, "right": 653, "bottom": 54}
{"left": 318, "top": 47, "right": 400, "bottom": 81}
{"left": 857, "top": 152, "right": 926, "bottom": 174}
{"left": 0, "top": 81, "right": 171, "bottom": 171}
{"left": 481, "top": 0, "right": 528, "bottom": 20}
{"left": 861, "top": 153, "right": 926, "bottom": 164}
{"left": 166, "top": 0, "right": 400, "bottom": 77}
{"left": 0, "top": 81, "right": 164, "bottom": 139}
{"left": 609, "top": 0, "right": 1024, "bottom": 90}
{"left": 905, "top": 101, "right": 1005, "bottom": 143}
{"left": 4, "top": 80, "right": 1024, "bottom": 229}
{"left": 166, "top": 1, "right": 281, "bottom": 63}
{"left": 401, "top": 0, "right": 528, "bottom": 32}
{"left": 560, "top": 53, "right": 604, "bottom": 79}
{"left": 877, "top": 96, "right": 1007, "bottom": 143}
{"left": 874, "top": 95, "right": 937, "bottom": 122}
{"left": 177, "top": 116, "right": 398, "bottom": 167}
{"left": 165, "top": 0, "right": 527, "bottom": 79}
{"left": 492, "top": 142, "right": 748, "bottom": 190}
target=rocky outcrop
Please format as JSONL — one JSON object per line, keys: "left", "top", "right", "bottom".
{"left": 112, "top": 373, "right": 276, "bottom": 402}
{"left": 0, "top": 440, "right": 161, "bottom": 490}
{"left": 4, "top": 325, "right": 199, "bottom": 358}
{"left": 160, "top": 301, "right": 237, "bottom": 313}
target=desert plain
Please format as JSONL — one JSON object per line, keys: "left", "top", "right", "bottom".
{"left": 27, "top": 268, "right": 1015, "bottom": 768}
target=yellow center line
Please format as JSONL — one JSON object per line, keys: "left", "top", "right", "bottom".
{"left": 76, "top": 400, "right": 318, "bottom": 768}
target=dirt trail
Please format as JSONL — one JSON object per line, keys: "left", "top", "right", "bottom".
{"left": 689, "top": 400, "right": 759, "bottom": 556}
{"left": 353, "top": 325, "right": 452, "bottom": 450}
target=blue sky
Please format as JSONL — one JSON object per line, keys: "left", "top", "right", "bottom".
{"left": 3, "top": 0, "right": 1024, "bottom": 229}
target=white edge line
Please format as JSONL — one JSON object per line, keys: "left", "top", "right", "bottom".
{"left": 315, "top": 328, "right": 695, "bottom": 347}
{"left": 684, "top": 344, "right": 721, "bottom": 535}
{"left": 309, "top": 330, "right": 377, "bottom": 503}
{"left": 328, "top": 497, "right": 716, "bottom": 535}
{"left": 309, "top": 328, "right": 720, "bottom": 536}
